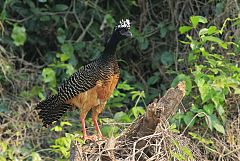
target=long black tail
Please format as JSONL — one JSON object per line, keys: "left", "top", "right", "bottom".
{"left": 36, "top": 95, "right": 69, "bottom": 127}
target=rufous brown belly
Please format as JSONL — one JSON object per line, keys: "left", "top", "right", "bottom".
{"left": 65, "top": 74, "right": 119, "bottom": 116}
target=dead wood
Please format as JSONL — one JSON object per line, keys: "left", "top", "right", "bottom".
{"left": 70, "top": 81, "right": 205, "bottom": 160}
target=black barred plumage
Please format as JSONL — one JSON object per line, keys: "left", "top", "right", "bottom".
{"left": 36, "top": 19, "right": 131, "bottom": 128}
{"left": 58, "top": 57, "right": 118, "bottom": 101}
{"left": 37, "top": 56, "right": 118, "bottom": 126}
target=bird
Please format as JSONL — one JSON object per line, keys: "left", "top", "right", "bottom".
{"left": 36, "top": 19, "right": 132, "bottom": 141}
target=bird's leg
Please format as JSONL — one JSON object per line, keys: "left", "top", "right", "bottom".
{"left": 80, "top": 114, "right": 96, "bottom": 141}
{"left": 92, "top": 110, "right": 105, "bottom": 140}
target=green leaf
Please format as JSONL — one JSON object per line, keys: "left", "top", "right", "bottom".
{"left": 31, "top": 152, "right": 42, "bottom": 161}
{"left": 140, "top": 39, "right": 149, "bottom": 50}
{"left": 212, "top": 93, "right": 225, "bottom": 107}
{"left": 203, "top": 104, "right": 214, "bottom": 115}
{"left": 147, "top": 75, "right": 159, "bottom": 86}
{"left": 0, "top": 156, "right": 6, "bottom": 161}
{"left": 57, "top": 28, "right": 66, "bottom": 44}
{"left": 189, "top": 132, "right": 213, "bottom": 145}
{"left": 179, "top": 26, "right": 193, "bottom": 34}
{"left": 57, "top": 53, "right": 70, "bottom": 62}
{"left": 114, "top": 112, "right": 132, "bottom": 123}
{"left": 194, "top": 78, "right": 212, "bottom": 103}
{"left": 190, "top": 104, "right": 199, "bottom": 113}
{"left": 208, "top": 26, "right": 218, "bottom": 35}
{"left": 199, "top": 84, "right": 212, "bottom": 103}
{"left": 234, "top": 88, "right": 240, "bottom": 94}
{"left": 51, "top": 126, "right": 62, "bottom": 132}
{"left": 210, "top": 114, "right": 225, "bottom": 134}
{"left": 0, "top": 141, "right": 7, "bottom": 152}
{"left": 101, "top": 125, "right": 119, "bottom": 137}
{"left": 61, "top": 43, "right": 74, "bottom": 56}
{"left": 117, "top": 81, "right": 134, "bottom": 90}
{"left": 11, "top": 24, "right": 27, "bottom": 46}
{"left": 190, "top": 16, "right": 208, "bottom": 28}
{"left": 215, "top": 2, "right": 224, "bottom": 15}
{"left": 60, "top": 121, "right": 72, "bottom": 127}
{"left": 53, "top": 4, "right": 68, "bottom": 11}
{"left": 74, "top": 41, "right": 85, "bottom": 50}
{"left": 197, "top": 109, "right": 206, "bottom": 117}
{"left": 213, "top": 120, "right": 225, "bottom": 134}
{"left": 110, "top": 102, "right": 124, "bottom": 108}
{"left": 171, "top": 151, "right": 185, "bottom": 160}
{"left": 182, "top": 146, "right": 193, "bottom": 159}
{"left": 131, "top": 106, "right": 145, "bottom": 118}
{"left": 215, "top": 105, "right": 225, "bottom": 121}
{"left": 171, "top": 74, "right": 192, "bottom": 95}
{"left": 201, "top": 36, "right": 223, "bottom": 44}
{"left": 160, "top": 26, "right": 168, "bottom": 38}
{"left": 40, "top": 15, "right": 50, "bottom": 21}
{"left": 160, "top": 51, "right": 174, "bottom": 66}
{"left": 188, "top": 52, "right": 198, "bottom": 63}
{"left": 183, "top": 111, "right": 195, "bottom": 127}
{"left": 0, "top": 102, "right": 9, "bottom": 113}
{"left": 42, "top": 68, "right": 56, "bottom": 87}
{"left": 201, "top": 36, "right": 227, "bottom": 49}
{"left": 104, "top": 14, "right": 116, "bottom": 28}
{"left": 131, "top": 91, "right": 145, "bottom": 101}
{"left": 66, "top": 64, "right": 75, "bottom": 75}
{"left": 199, "top": 28, "right": 208, "bottom": 36}
{"left": 20, "top": 86, "right": 42, "bottom": 98}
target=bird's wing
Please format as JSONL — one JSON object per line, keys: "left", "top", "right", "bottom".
{"left": 57, "top": 61, "right": 104, "bottom": 101}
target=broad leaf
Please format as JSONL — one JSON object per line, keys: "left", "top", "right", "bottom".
{"left": 190, "top": 16, "right": 208, "bottom": 28}
{"left": 160, "top": 51, "right": 174, "bottom": 66}
{"left": 179, "top": 26, "right": 193, "bottom": 34}
{"left": 183, "top": 111, "right": 195, "bottom": 127}
{"left": 114, "top": 112, "right": 131, "bottom": 123}
{"left": 203, "top": 104, "right": 214, "bottom": 115}
{"left": 209, "top": 114, "right": 225, "bottom": 134}
{"left": 11, "top": 24, "right": 27, "bottom": 46}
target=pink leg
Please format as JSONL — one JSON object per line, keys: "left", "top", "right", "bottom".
{"left": 92, "top": 111, "right": 105, "bottom": 140}
{"left": 80, "top": 115, "right": 96, "bottom": 141}
{"left": 80, "top": 117, "right": 87, "bottom": 139}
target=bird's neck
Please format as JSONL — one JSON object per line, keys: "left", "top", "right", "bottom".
{"left": 103, "top": 35, "right": 119, "bottom": 57}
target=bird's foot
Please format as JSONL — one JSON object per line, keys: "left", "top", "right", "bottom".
{"left": 83, "top": 134, "right": 106, "bottom": 141}
{"left": 83, "top": 135, "right": 97, "bottom": 141}
{"left": 97, "top": 134, "right": 106, "bottom": 141}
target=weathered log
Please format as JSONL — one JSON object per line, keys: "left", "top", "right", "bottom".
{"left": 118, "top": 81, "right": 186, "bottom": 141}
{"left": 70, "top": 82, "right": 204, "bottom": 160}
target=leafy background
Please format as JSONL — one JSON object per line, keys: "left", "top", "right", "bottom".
{"left": 0, "top": 0, "right": 240, "bottom": 160}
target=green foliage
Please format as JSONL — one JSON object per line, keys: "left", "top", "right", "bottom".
{"left": 51, "top": 133, "right": 82, "bottom": 159}
{"left": 189, "top": 132, "right": 213, "bottom": 145}
{"left": 1, "top": 0, "right": 239, "bottom": 160}
{"left": 172, "top": 16, "right": 240, "bottom": 134}
{"left": 170, "top": 139, "right": 193, "bottom": 160}
{"left": 101, "top": 124, "right": 119, "bottom": 138}
{"left": 11, "top": 24, "right": 27, "bottom": 46}
{"left": 31, "top": 152, "right": 43, "bottom": 161}
{"left": 50, "top": 121, "right": 83, "bottom": 159}
{"left": 101, "top": 81, "right": 145, "bottom": 137}
{"left": 110, "top": 82, "right": 145, "bottom": 122}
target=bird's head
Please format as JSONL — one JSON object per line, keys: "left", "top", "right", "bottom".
{"left": 113, "top": 19, "right": 132, "bottom": 41}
